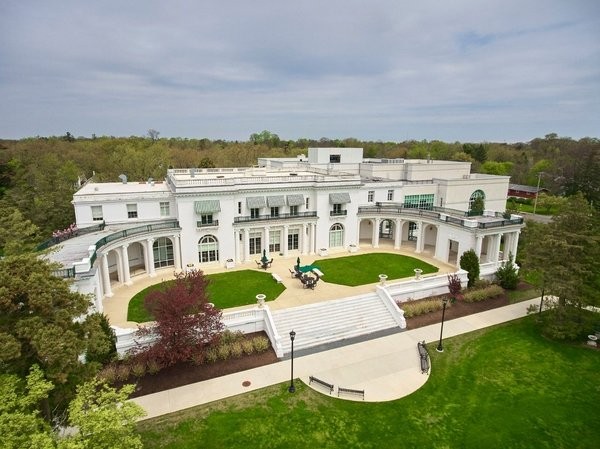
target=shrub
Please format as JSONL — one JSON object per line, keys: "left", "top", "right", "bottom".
{"left": 473, "top": 278, "right": 491, "bottom": 289}
{"left": 220, "top": 329, "right": 244, "bottom": 345}
{"left": 130, "top": 361, "right": 147, "bottom": 378}
{"left": 241, "top": 339, "right": 255, "bottom": 355}
{"left": 252, "top": 336, "right": 270, "bottom": 353}
{"left": 205, "top": 347, "right": 219, "bottom": 363}
{"left": 460, "top": 249, "right": 480, "bottom": 288}
{"left": 146, "top": 359, "right": 162, "bottom": 375}
{"left": 116, "top": 363, "right": 131, "bottom": 382}
{"left": 495, "top": 255, "right": 519, "bottom": 289}
{"left": 399, "top": 298, "right": 451, "bottom": 318}
{"left": 217, "top": 344, "right": 230, "bottom": 360}
{"left": 230, "top": 341, "right": 243, "bottom": 358}
{"left": 463, "top": 285, "right": 504, "bottom": 302}
{"left": 190, "top": 352, "right": 205, "bottom": 366}
{"left": 97, "top": 364, "right": 118, "bottom": 384}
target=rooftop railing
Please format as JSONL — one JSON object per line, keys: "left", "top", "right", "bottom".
{"left": 234, "top": 211, "right": 317, "bottom": 223}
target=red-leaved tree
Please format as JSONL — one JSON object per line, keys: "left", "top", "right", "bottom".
{"left": 135, "top": 270, "right": 223, "bottom": 366}
{"left": 447, "top": 273, "right": 463, "bottom": 302}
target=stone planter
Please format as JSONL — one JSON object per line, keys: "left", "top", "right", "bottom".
{"left": 379, "top": 274, "right": 388, "bottom": 286}
{"left": 225, "top": 259, "right": 235, "bottom": 269}
{"left": 414, "top": 268, "right": 423, "bottom": 280}
{"left": 256, "top": 294, "right": 266, "bottom": 308}
{"left": 348, "top": 244, "right": 358, "bottom": 253}
{"left": 587, "top": 334, "right": 598, "bottom": 347}
{"left": 319, "top": 248, "right": 329, "bottom": 257}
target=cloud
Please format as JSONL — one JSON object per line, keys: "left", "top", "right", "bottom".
{"left": 0, "top": 0, "right": 598, "bottom": 141}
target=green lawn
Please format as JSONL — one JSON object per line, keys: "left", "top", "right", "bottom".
{"left": 137, "top": 317, "right": 600, "bottom": 449}
{"left": 127, "top": 270, "right": 285, "bottom": 323}
{"left": 308, "top": 253, "right": 438, "bottom": 286}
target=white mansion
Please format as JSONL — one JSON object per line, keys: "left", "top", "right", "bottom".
{"left": 51, "top": 147, "right": 524, "bottom": 312}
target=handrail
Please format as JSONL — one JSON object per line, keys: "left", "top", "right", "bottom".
{"left": 234, "top": 211, "right": 317, "bottom": 223}
{"left": 37, "top": 221, "right": 106, "bottom": 251}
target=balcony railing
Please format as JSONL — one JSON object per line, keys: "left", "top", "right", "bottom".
{"left": 37, "top": 221, "right": 106, "bottom": 251}
{"left": 234, "top": 211, "right": 317, "bottom": 223}
{"left": 330, "top": 210, "right": 348, "bottom": 216}
{"left": 197, "top": 220, "right": 219, "bottom": 228}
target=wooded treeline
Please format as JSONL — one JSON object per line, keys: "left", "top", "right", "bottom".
{"left": 0, "top": 132, "right": 598, "bottom": 238}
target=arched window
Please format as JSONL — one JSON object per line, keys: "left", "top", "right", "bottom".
{"left": 153, "top": 237, "right": 174, "bottom": 268}
{"left": 198, "top": 235, "right": 219, "bottom": 263}
{"left": 329, "top": 223, "right": 344, "bottom": 248}
{"left": 469, "top": 190, "right": 485, "bottom": 215}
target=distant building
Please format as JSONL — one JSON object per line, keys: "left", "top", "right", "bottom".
{"left": 508, "top": 183, "right": 548, "bottom": 200}
{"left": 49, "top": 148, "right": 525, "bottom": 311}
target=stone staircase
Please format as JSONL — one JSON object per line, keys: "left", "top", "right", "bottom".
{"left": 272, "top": 293, "right": 401, "bottom": 355}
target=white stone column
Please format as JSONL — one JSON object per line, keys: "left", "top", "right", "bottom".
{"left": 264, "top": 226, "right": 270, "bottom": 256}
{"left": 493, "top": 233, "right": 503, "bottom": 263}
{"left": 512, "top": 231, "right": 521, "bottom": 260}
{"left": 173, "top": 234, "right": 182, "bottom": 270}
{"left": 121, "top": 244, "right": 132, "bottom": 285}
{"left": 243, "top": 228, "right": 250, "bottom": 262}
{"left": 394, "top": 218, "right": 402, "bottom": 249}
{"left": 283, "top": 225, "right": 289, "bottom": 257}
{"left": 415, "top": 221, "right": 425, "bottom": 253}
{"left": 146, "top": 238, "right": 156, "bottom": 277}
{"left": 100, "top": 252, "right": 113, "bottom": 297}
{"left": 475, "top": 234, "right": 483, "bottom": 259}
{"left": 309, "top": 223, "right": 316, "bottom": 255}
{"left": 373, "top": 218, "right": 380, "bottom": 248}
{"left": 233, "top": 229, "right": 240, "bottom": 263}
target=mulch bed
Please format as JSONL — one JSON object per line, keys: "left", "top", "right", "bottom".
{"left": 128, "top": 283, "right": 534, "bottom": 398}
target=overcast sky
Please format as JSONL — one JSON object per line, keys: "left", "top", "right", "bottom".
{"left": 1, "top": 0, "right": 598, "bottom": 142}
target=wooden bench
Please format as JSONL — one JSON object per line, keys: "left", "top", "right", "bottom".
{"left": 272, "top": 273, "right": 283, "bottom": 284}
{"left": 338, "top": 386, "right": 365, "bottom": 400}
{"left": 312, "top": 268, "right": 324, "bottom": 277}
{"left": 309, "top": 375, "right": 334, "bottom": 394}
{"left": 417, "top": 341, "right": 430, "bottom": 374}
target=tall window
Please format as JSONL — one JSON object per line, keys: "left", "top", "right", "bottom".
{"left": 329, "top": 154, "right": 341, "bottom": 163}
{"left": 329, "top": 223, "right": 344, "bottom": 247}
{"left": 250, "top": 208, "right": 260, "bottom": 218}
{"left": 153, "top": 237, "right": 174, "bottom": 268}
{"left": 238, "top": 202, "right": 242, "bottom": 214}
{"left": 387, "top": 190, "right": 394, "bottom": 201}
{"left": 270, "top": 207, "right": 279, "bottom": 217}
{"left": 290, "top": 205, "right": 298, "bottom": 216}
{"left": 332, "top": 203, "right": 342, "bottom": 215}
{"left": 199, "top": 214, "right": 213, "bottom": 225}
{"left": 368, "top": 191, "right": 374, "bottom": 202}
{"left": 469, "top": 190, "right": 485, "bottom": 215}
{"left": 288, "top": 229, "right": 299, "bottom": 250}
{"left": 126, "top": 203, "right": 138, "bottom": 219}
{"left": 305, "top": 198, "right": 309, "bottom": 209}
{"left": 404, "top": 194, "right": 434, "bottom": 210}
{"left": 160, "top": 202, "right": 170, "bottom": 217}
{"left": 91, "top": 205, "right": 103, "bottom": 221}
{"left": 198, "top": 235, "right": 219, "bottom": 263}
{"left": 269, "top": 231, "right": 281, "bottom": 252}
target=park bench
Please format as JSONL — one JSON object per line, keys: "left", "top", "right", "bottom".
{"left": 272, "top": 273, "right": 282, "bottom": 284}
{"left": 417, "top": 341, "right": 430, "bottom": 374}
{"left": 309, "top": 375, "right": 334, "bottom": 394}
{"left": 338, "top": 386, "right": 365, "bottom": 400}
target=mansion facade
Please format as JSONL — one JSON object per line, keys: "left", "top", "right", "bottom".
{"left": 54, "top": 148, "right": 524, "bottom": 311}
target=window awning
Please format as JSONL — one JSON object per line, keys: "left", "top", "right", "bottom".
{"left": 194, "top": 200, "right": 221, "bottom": 214}
{"left": 286, "top": 194, "right": 304, "bottom": 206}
{"left": 329, "top": 192, "right": 351, "bottom": 204}
{"left": 267, "top": 195, "right": 286, "bottom": 207}
{"left": 246, "top": 196, "right": 266, "bottom": 208}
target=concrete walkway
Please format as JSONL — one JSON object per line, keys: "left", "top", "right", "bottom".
{"left": 132, "top": 298, "right": 539, "bottom": 420}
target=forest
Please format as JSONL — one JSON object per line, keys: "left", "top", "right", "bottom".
{"left": 0, "top": 131, "right": 598, "bottom": 239}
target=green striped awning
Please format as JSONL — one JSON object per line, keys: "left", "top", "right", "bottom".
{"left": 194, "top": 200, "right": 221, "bottom": 214}
{"left": 267, "top": 195, "right": 286, "bottom": 207}
{"left": 246, "top": 196, "right": 266, "bottom": 208}
{"left": 286, "top": 194, "right": 304, "bottom": 206}
{"left": 329, "top": 192, "right": 351, "bottom": 204}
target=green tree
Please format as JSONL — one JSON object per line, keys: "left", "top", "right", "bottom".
{"left": 522, "top": 193, "right": 600, "bottom": 339}
{"left": 0, "top": 365, "right": 56, "bottom": 449}
{"left": 0, "top": 204, "right": 40, "bottom": 255}
{"left": 480, "top": 161, "right": 513, "bottom": 176}
{"left": 495, "top": 254, "right": 519, "bottom": 289}
{"left": 460, "top": 249, "right": 480, "bottom": 288}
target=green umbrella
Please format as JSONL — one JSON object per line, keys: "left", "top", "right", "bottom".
{"left": 261, "top": 249, "right": 269, "bottom": 264}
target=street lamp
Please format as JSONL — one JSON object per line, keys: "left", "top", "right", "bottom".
{"left": 288, "top": 330, "right": 296, "bottom": 393}
{"left": 436, "top": 297, "right": 449, "bottom": 352}
{"left": 533, "top": 171, "right": 545, "bottom": 214}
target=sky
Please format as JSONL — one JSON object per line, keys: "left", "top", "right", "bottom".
{"left": 1, "top": 0, "right": 599, "bottom": 143}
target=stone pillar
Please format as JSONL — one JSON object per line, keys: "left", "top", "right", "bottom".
{"left": 512, "top": 231, "right": 521, "bottom": 260}
{"left": 100, "top": 252, "right": 113, "bottom": 297}
{"left": 243, "top": 228, "right": 250, "bottom": 262}
{"left": 146, "top": 238, "right": 156, "bottom": 277}
{"left": 309, "top": 223, "right": 316, "bottom": 255}
{"left": 475, "top": 234, "right": 483, "bottom": 259}
{"left": 493, "top": 233, "right": 503, "bottom": 263}
{"left": 394, "top": 218, "right": 402, "bottom": 249}
{"left": 264, "top": 226, "right": 270, "bottom": 256}
{"left": 283, "top": 225, "right": 289, "bottom": 257}
{"left": 121, "top": 244, "right": 132, "bottom": 285}
{"left": 373, "top": 218, "right": 380, "bottom": 248}
{"left": 415, "top": 221, "right": 425, "bottom": 253}
{"left": 173, "top": 234, "right": 182, "bottom": 270}
{"left": 233, "top": 229, "right": 240, "bottom": 263}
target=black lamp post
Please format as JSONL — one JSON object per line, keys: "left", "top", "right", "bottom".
{"left": 288, "top": 330, "right": 296, "bottom": 393}
{"left": 436, "top": 297, "right": 449, "bottom": 352}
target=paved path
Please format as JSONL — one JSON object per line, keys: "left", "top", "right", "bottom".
{"left": 132, "top": 298, "right": 539, "bottom": 420}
